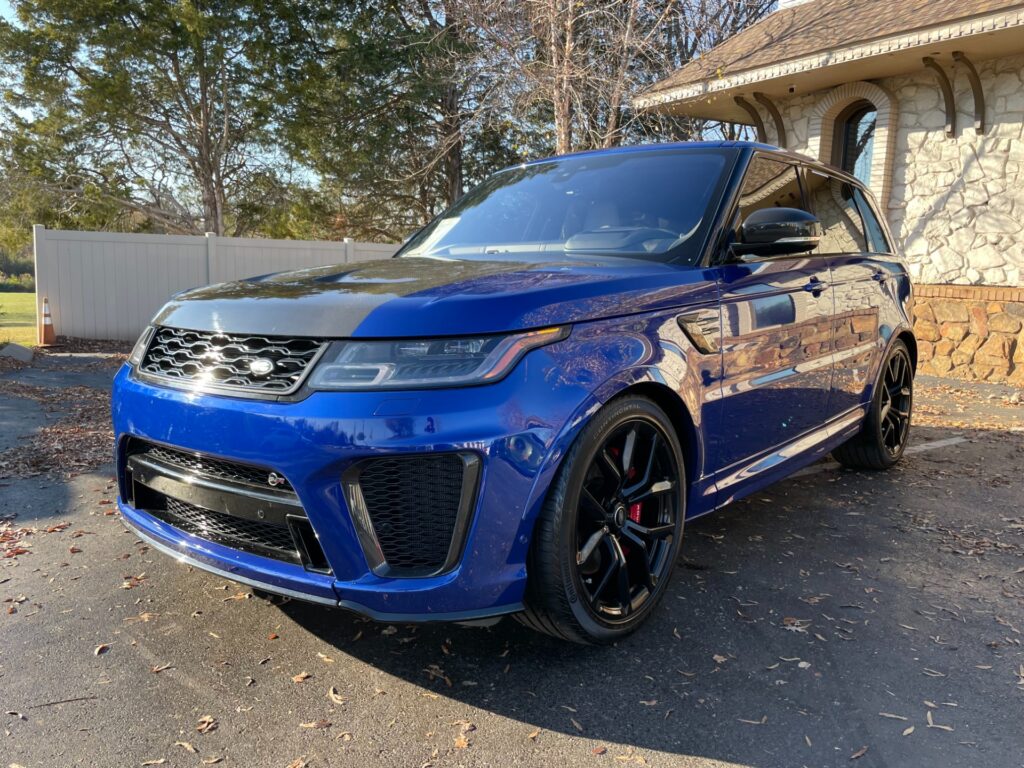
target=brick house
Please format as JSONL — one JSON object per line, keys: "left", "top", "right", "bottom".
{"left": 635, "top": 0, "right": 1024, "bottom": 385}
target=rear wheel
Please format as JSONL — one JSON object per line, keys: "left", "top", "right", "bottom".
{"left": 833, "top": 339, "right": 913, "bottom": 470}
{"left": 517, "top": 396, "right": 685, "bottom": 644}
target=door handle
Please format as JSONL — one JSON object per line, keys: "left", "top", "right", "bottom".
{"left": 802, "top": 278, "right": 828, "bottom": 295}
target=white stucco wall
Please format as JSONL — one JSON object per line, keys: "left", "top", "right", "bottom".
{"left": 766, "top": 53, "right": 1024, "bottom": 287}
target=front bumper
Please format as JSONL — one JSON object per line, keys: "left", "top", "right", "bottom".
{"left": 112, "top": 349, "right": 592, "bottom": 620}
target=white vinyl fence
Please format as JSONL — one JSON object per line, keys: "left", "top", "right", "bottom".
{"left": 32, "top": 226, "right": 397, "bottom": 342}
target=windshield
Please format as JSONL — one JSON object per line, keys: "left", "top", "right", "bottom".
{"left": 399, "top": 149, "right": 733, "bottom": 263}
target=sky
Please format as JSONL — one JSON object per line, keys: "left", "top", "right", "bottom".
{"left": 0, "top": 0, "right": 13, "bottom": 21}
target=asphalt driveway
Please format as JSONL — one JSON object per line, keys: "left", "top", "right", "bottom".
{"left": 2, "top": 350, "right": 1023, "bottom": 768}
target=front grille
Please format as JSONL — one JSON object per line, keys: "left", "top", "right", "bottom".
{"left": 357, "top": 454, "right": 470, "bottom": 573}
{"left": 139, "top": 326, "right": 325, "bottom": 394}
{"left": 153, "top": 497, "right": 299, "bottom": 561}
{"left": 129, "top": 439, "right": 294, "bottom": 494}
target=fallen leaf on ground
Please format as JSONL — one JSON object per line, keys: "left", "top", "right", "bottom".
{"left": 327, "top": 686, "right": 346, "bottom": 705}
{"left": 196, "top": 715, "right": 218, "bottom": 734}
{"left": 94, "top": 643, "right": 111, "bottom": 656}
{"left": 175, "top": 741, "right": 197, "bottom": 753}
{"left": 300, "top": 720, "right": 330, "bottom": 729}
{"left": 592, "top": 746, "right": 608, "bottom": 755}
{"left": 285, "top": 759, "right": 308, "bottom": 768}
{"left": 423, "top": 664, "right": 452, "bottom": 686}
{"left": 903, "top": 726, "right": 915, "bottom": 736}
{"left": 926, "top": 710, "right": 954, "bottom": 731}
{"left": 850, "top": 746, "right": 868, "bottom": 760}
{"left": 738, "top": 716, "right": 767, "bottom": 725}
{"left": 292, "top": 671, "right": 312, "bottom": 683}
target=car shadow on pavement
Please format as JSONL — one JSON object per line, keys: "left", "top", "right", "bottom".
{"left": 279, "top": 423, "right": 1024, "bottom": 767}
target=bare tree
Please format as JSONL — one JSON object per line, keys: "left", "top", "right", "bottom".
{"left": 468, "top": 0, "right": 775, "bottom": 153}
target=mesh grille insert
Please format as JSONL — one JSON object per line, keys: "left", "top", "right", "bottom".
{"left": 129, "top": 439, "right": 294, "bottom": 494}
{"left": 140, "top": 326, "right": 325, "bottom": 394}
{"left": 153, "top": 497, "right": 299, "bottom": 561}
{"left": 358, "top": 454, "right": 467, "bottom": 573}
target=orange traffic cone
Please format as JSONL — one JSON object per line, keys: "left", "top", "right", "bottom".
{"left": 38, "top": 296, "right": 57, "bottom": 346}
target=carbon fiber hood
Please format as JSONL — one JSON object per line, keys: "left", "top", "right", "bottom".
{"left": 152, "top": 255, "right": 714, "bottom": 337}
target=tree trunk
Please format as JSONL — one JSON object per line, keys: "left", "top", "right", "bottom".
{"left": 441, "top": 84, "right": 464, "bottom": 206}
{"left": 551, "top": 2, "right": 574, "bottom": 155}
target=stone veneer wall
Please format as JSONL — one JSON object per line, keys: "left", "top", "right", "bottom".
{"left": 912, "top": 286, "right": 1024, "bottom": 384}
{"left": 770, "top": 53, "right": 1024, "bottom": 287}
{"left": 751, "top": 52, "right": 1024, "bottom": 382}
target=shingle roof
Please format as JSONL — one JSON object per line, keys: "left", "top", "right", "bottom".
{"left": 645, "top": 0, "right": 1024, "bottom": 95}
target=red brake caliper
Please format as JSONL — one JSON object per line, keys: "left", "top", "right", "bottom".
{"left": 628, "top": 502, "right": 642, "bottom": 523}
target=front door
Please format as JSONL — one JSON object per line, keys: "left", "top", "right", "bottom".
{"left": 709, "top": 157, "right": 835, "bottom": 489}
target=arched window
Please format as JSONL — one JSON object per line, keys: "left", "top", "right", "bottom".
{"left": 832, "top": 100, "right": 877, "bottom": 185}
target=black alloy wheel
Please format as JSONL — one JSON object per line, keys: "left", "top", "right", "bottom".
{"left": 878, "top": 346, "right": 913, "bottom": 457}
{"left": 574, "top": 419, "right": 679, "bottom": 621}
{"left": 518, "top": 396, "right": 686, "bottom": 644}
{"left": 833, "top": 339, "right": 914, "bottom": 470}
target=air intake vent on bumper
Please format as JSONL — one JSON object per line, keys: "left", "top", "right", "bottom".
{"left": 343, "top": 453, "right": 481, "bottom": 577}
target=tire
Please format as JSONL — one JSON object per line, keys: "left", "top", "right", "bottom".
{"left": 517, "top": 395, "right": 686, "bottom": 644}
{"left": 832, "top": 339, "right": 914, "bottom": 470}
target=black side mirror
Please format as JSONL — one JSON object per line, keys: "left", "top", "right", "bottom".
{"left": 731, "top": 207, "right": 821, "bottom": 259}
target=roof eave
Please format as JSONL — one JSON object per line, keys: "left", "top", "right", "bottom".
{"left": 635, "top": 6, "right": 1024, "bottom": 122}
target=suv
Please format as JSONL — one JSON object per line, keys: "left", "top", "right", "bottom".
{"left": 113, "top": 142, "right": 915, "bottom": 644}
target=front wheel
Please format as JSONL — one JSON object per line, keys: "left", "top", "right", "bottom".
{"left": 517, "top": 396, "right": 685, "bottom": 644}
{"left": 833, "top": 339, "right": 914, "bottom": 470}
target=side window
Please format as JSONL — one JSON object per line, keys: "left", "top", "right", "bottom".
{"left": 737, "top": 157, "right": 806, "bottom": 224}
{"left": 804, "top": 170, "right": 866, "bottom": 254}
{"left": 852, "top": 187, "right": 890, "bottom": 254}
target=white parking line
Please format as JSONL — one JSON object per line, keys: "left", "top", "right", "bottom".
{"left": 791, "top": 436, "right": 968, "bottom": 479}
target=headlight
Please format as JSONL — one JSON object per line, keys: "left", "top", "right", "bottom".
{"left": 128, "top": 325, "right": 155, "bottom": 367}
{"left": 307, "top": 326, "right": 569, "bottom": 391}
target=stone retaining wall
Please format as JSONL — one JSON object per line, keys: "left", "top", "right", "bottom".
{"left": 913, "top": 285, "right": 1024, "bottom": 384}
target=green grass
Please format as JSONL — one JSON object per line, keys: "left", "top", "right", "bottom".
{"left": 0, "top": 292, "right": 37, "bottom": 347}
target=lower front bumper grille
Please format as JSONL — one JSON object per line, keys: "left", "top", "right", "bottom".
{"left": 154, "top": 497, "right": 298, "bottom": 560}
{"left": 122, "top": 440, "right": 330, "bottom": 573}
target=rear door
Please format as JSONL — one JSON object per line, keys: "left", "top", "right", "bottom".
{"left": 710, "top": 156, "right": 835, "bottom": 483}
{"left": 803, "top": 170, "right": 887, "bottom": 417}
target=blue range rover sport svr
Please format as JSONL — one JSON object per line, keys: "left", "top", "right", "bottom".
{"left": 113, "top": 142, "right": 916, "bottom": 643}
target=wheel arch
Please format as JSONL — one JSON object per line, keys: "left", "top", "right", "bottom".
{"left": 608, "top": 381, "right": 701, "bottom": 488}
{"left": 896, "top": 329, "right": 918, "bottom": 373}
{"left": 522, "top": 368, "right": 706, "bottom": 535}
